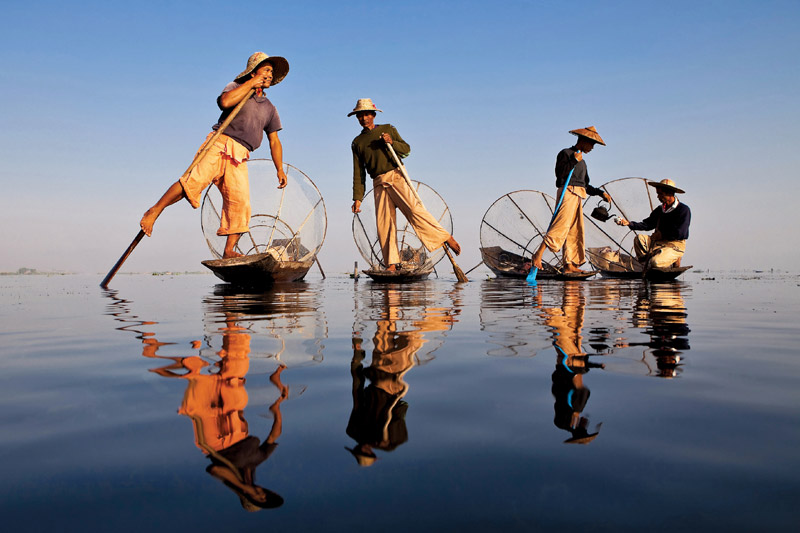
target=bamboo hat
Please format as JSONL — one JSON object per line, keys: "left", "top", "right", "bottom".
{"left": 347, "top": 98, "right": 383, "bottom": 117}
{"left": 234, "top": 52, "right": 289, "bottom": 86}
{"left": 569, "top": 126, "right": 606, "bottom": 146}
{"left": 647, "top": 179, "right": 685, "bottom": 194}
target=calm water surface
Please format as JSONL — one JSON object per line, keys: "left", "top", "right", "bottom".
{"left": 1, "top": 272, "right": 798, "bottom": 531}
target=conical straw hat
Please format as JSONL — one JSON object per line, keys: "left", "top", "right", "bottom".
{"left": 569, "top": 126, "right": 606, "bottom": 146}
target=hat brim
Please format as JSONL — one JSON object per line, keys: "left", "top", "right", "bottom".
{"left": 347, "top": 108, "right": 382, "bottom": 117}
{"left": 647, "top": 181, "right": 685, "bottom": 194}
{"left": 569, "top": 130, "right": 606, "bottom": 146}
{"left": 235, "top": 56, "right": 290, "bottom": 87}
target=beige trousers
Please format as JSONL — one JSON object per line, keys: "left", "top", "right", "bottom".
{"left": 542, "top": 186, "right": 587, "bottom": 266}
{"left": 373, "top": 169, "right": 451, "bottom": 266}
{"left": 634, "top": 235, "right": 686, "bottom": 268}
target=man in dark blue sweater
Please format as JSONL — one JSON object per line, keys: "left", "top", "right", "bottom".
{"left": 616, "top": 179, "right": 690, "bottom": 268}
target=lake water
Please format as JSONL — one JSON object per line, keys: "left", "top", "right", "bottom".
{"left": 1, "top": 271, "right": 798, "bottom": 531}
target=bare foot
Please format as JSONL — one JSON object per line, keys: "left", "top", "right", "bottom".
{"left": 563, "top": 264, "right": 583, "bottom": 274}
{"left": 223, "top": 250, "right": 244, "bottom": 259}
{"left": 140, "top": 208, "right": 159, "bottom": 236}
{"left": 446, "top": 236, "right": 461, "bottom": 255}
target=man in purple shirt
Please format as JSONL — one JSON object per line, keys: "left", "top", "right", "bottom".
{"left": 140, "top": 52, "right": 289, "bottom": 259}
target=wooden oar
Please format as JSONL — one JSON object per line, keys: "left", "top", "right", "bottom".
{"left": 100, "top": 88, "right": 256, "bottom": 288}
{"left": 384, "top": 142, "right": 468, "bottom": 282}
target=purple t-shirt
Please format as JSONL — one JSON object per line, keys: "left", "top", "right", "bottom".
{"left": 212, "top": 82, "right": 282, "bottom": 152}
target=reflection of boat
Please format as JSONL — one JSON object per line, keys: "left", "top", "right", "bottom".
{"left": 583, "top": 178, "right": 690, "bottom": 281}
{"left": 479, "top": 190, "right": 597, "bottom": 280}
{"left": 353, "top": 180, "right": 453, "bottom": 283}
{"left": 200, "top": 160, "right": 327, "bottom": 288}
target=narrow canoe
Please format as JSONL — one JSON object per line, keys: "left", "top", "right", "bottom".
{"left": 201, "top": 253, "right": 313, "bottom": 288}
{"left": 362, "top": 267, "right": 433, "bottom": 283}
{"left": 598, "top": 265, "right": 692, "bottom": 281}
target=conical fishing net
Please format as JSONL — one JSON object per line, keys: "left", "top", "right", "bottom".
{"left": 479, "top": 190, "right": 562, "bottom": 274}
{"left": 352, "top": 180, "right": 453, "bottom": 270}
{"left": 201, "top": 159, "right": 327, "bottom": 262}
{"left": 582, "top": 177, "right": 659, "bottom": 272}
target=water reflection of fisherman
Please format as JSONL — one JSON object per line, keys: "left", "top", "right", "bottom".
{"left": 542, "top": 282, "right": 603, "bottom": 444}
{"left": 145, "top": 316, "right": 286, "bottom": 510}
{"left": 618, "top": 283, "right": 690, "bottom": 378}
{"left": 347, "top": 291, "right": 455, "bottom": 465}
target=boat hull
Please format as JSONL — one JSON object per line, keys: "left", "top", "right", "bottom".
{"left": 201, "top": 253, "right": 313, "bottom": 288}
{"left": 598, "top": 265, "right": 692, "bottom": 281}
{"left": 480, "top": 247, "right": 596, "bottom": 280}
{"left": 362, "top": 268, "right": 432, "bottom": 283}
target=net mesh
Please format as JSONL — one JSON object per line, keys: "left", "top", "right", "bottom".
{"left": 352, "top": 180, "right": 453, "bottom": 270}
{"left": 582, "top": 177, "right": 659, "bottom": 272}
{"left": 479, "top": 190, "right": 562, "bottom": 274}
{"left": 201, "top": 159, "right": 326, "bottom": 261}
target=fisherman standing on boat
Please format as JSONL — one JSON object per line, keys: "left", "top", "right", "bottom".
{"left": 349, "top": 99, "right": 461, "bottom": 272}
{"left": 531, "top": 127, "right": 612, "bottom": 274}
{"left": 140, "top": 52, "right": 289, "bottom": 259}
{"left": 615, "top": 179, "right": 690, "bottom": 268}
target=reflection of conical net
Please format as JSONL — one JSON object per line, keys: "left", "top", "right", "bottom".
{"left": 201, "top": 159, "right": 326, "bottom": 261}
{"left": 352, "top": 180, "right": 453, "bottom": 270}
{"left": 583, "top": 177, "right": 659, "bottom": 273}
{"left": 479, "top": 190, "right": 562, "bottom": 274}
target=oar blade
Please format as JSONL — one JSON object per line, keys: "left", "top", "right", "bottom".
{"left": 526, "top": 266, "right": 538, "bottom": 286}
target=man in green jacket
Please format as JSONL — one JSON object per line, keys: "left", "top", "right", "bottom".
{"left": 350, "top": 99, "right": 460, "bottom": 271}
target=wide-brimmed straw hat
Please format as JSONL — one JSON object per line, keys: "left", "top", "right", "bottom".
{"left": 647, "top": 178, "right": 685, "bottom": 194}
{"left": 347, "top": 98, "right": 383, "bottom": 117}
{"left": 569, "top": 126, "right": 606, "bottom": 146}
{"left": 234, "top": 52, "right": 290, "bottom": 86}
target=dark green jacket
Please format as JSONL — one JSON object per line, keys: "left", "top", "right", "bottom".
{"left": 351, "top": 124, "right": 410, "bottom": 201}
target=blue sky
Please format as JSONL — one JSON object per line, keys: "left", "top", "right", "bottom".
{"left": 1, "top": 0, "right": 798, "bottom": 274}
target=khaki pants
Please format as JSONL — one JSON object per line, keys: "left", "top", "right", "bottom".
{"left": 634, "top": 235, "right": 686, "bottom": 268}
{"left": 542, "top": 186, "right": 587, "bottom": 266}
{"left": 373, "top": 169, "right": 451, "bottom": 266}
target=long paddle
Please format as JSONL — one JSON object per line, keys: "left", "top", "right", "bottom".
{"left": 384, "top": 143, "right": 468, "bottom": 282}
{"left": 527, "top": 151, "right": 580, "bottom": 286}
{"left": 100, "top": 88, "right": 256, "bottom": 288}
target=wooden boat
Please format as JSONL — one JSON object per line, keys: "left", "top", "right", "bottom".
{"left": 199, "top": 159, "right": 327, "bottom": 288}
{"left": 583, "top": 178, "right": 694, "bottom": 281}
{"left": 202, "top": 252, "right": 313, "bottom": 288}
{"left": 362, "top": 265, "right": 433, "bottom": 283}
{"left": 480, "top": 191, "right": 598, "bottom": 281}
{"left": 597, "top": 264, "right": 692, "bottom": 281}
{"left": 480, "top": 246, "right": 596, "bottom": 280}
{"left": 353, "top": 180, "right": 454, "bottom": 283}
